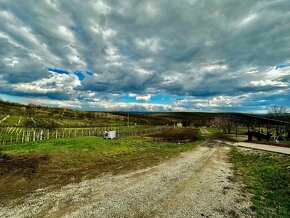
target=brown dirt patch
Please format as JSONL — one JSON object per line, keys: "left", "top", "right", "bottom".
{"left": 0, "top": 152, "right": 164, "bottom": 206}
{"left": 150, "top": 128, "right": 199, "bottom": 142}
{"left": 0, "top": 153, "right": 49, "bottom": 178}
{"left": 209, "top": 133, "right": 238, "bottom": 142}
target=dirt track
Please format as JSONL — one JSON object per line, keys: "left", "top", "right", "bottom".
{"left": 0, "top": 140, "right": 252, "bottom": 218}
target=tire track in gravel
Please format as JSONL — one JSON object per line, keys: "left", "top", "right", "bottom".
{"left": 0, "top": 140, "right": 253, "bottom": 218}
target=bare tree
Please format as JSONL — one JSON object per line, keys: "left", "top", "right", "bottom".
{"left": 210, "top": 115, "right": 234, "bottom": 133}
{"left": 267, "top": 106, "right": 288, "bottom": 121}
{"left": 25, "top": 118, "right": 59, "bottom": 131}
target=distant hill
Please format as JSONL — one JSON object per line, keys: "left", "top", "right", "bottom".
{"left": 1, "top": 100, "right": 289, "bottom": 127}
{"left": 113, "top": 112, "right": 220, "bottom": 126}
{"left": 0, "top": 100, "right": 221, "bottom": 127}
{"left": 0, "top": 100, "right": 128, "bottom": 127}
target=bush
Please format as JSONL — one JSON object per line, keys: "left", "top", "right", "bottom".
{"left": 24, "top": 118, "right": 59, "bottom": 131}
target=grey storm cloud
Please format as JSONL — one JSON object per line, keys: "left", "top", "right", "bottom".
{"left": 0, "top": 0, "right": 290, "bottom": 111}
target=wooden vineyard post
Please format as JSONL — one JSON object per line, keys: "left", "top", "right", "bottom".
{"left": 22, "top": 131, "right": 25, "bottom": 143}
{"left": 28, "top": 131, "right": 31, "bottom": 142}
{"left": 25, "top": 131, "right": 29, "bottom": 143}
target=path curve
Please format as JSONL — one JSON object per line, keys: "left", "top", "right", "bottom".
{"left": 0, "top": 140, "right": 252, "bottom": 218}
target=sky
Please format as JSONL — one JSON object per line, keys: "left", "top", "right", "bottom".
{"left": 0, "top": 0, "right": 290, "bottom": 112}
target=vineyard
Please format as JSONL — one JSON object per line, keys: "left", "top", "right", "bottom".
{"left": 0, "top": 101, "right": 173, "bottom": 145}
{"left": 0, "top": 125, "right": 171, "bottom": 145}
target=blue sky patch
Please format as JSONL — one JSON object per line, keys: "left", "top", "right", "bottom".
{"left": 86, "top": 71, "right": 93, "bottom": 76}
{"left": 47, "top": 67, "right": 70, "bottom": 75}
{"left": 74, "top": 71, "right": 85, "bottom": 80}
{"left": 275, "top": 63, "right": 290, "bottom": 69}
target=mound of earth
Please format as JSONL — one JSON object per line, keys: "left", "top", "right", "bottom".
{"left": 150, "top": 128, "right": 199, "bottom": 142}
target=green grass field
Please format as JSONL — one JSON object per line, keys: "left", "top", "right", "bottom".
{"left": 0, "top": 134, "right": 204, "bottom": 204}
{"left": 206, "top": 128, "right": 222, "bottom": 133}
{"left": 231, "top": 148, "right": 290, "bottom": 217}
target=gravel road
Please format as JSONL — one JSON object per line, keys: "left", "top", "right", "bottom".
{"left": 0, "top": 140, "right": 252, "bottom": 218}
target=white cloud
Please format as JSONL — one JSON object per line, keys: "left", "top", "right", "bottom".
{"left": 128, "top": 93, "right": 136, "bottom": 97}
{"left": 0, "top": 0, "right": 290, "bottom": 112}
{"left": 239, "top": 13, "right": 258, "bottom": 27}
{"left": 135, "top": 37, "right": 161, "bottom": 53}
{"left": 58, "top": 26, "right": 75, "bottom": 42}
{"left": 88, "top": 101, "right": 185, "bottom": 112}
{"left": 136, "top": 94, "right": 151, "bottom": 102}
{"left": 91, "top": 0, "right": 111, "bottom": 15}
{"left": 29, "top": 53, "right": 42, "bottom": 61}
{"left": 12, "top": 73, "right": 81, "bottom": 94}
{"left": 199, "top": 63, "right": 228, "bottom": 72}
{"left": 174, "top": 95, "right": 248, "bottom": 109}
{"left": 249, "top": 80, "right": 287, "bottom": 88}
{"left": 3, "top": 57, "right": 19, "bottom": 67}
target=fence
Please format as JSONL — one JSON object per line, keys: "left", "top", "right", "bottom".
{"left": 0, "top": 126, "right": 171, "bottom": 145}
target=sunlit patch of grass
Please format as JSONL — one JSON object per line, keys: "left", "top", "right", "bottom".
{"left": 231, "top": 148, "right": 290, "bottom": 217}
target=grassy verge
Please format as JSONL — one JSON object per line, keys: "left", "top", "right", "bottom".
{"left": 231, "top": 148, "right": 290, "bottom": 217}
{"left": 207, "top": 128, "right": 222, "bottom": 133}
{"left": 0, "top": 135, "right": 204, "bottom": 204}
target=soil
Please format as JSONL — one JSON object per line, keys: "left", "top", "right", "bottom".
{"left": 0, "top": 139, "right": 253, "bottom": 218}
{"left": 150, "top": 128, "right": 199, "bottom": 142}
{"left": 0, "top": 153, "right": 49, "bottom": 178}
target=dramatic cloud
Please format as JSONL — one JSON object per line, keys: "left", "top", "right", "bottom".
{"left": 0, "top": 0, "right": 290, "bottom": 112}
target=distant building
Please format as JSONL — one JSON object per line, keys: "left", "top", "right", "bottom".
{"left": 176, "top": 122, "right": 183, "bottom": 128}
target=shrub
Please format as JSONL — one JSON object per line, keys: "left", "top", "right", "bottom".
{"left": 25, "top": 118, "right": 60, "bottom": 131}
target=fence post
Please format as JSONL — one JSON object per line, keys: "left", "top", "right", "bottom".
{"left": 22, "top": 131, "right": 25, "bottom": 143}
{"left": 26, "top": 131, "right": 29, "bottom": 143}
